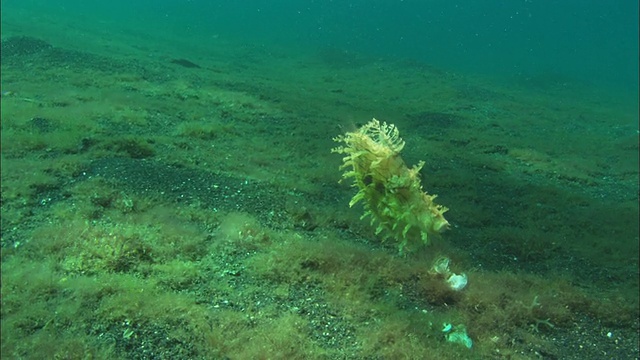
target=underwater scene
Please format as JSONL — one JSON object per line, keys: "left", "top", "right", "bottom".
{"left": 1, "top": 1, "right": 638, "bottom": 359}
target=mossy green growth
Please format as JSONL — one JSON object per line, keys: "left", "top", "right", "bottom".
{"left": 332, "top": 118, "right": 449, "bottom": 252}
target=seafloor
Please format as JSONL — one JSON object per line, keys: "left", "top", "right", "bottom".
{"left": 1, "top": 10, "right": 638, "bottom": 360}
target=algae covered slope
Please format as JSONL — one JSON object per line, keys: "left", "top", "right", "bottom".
{"left": 332, "top": 118, "right": 449, "bottom": 252}
{"left": 1, "top": 9, "right": 638, "bottom": 358}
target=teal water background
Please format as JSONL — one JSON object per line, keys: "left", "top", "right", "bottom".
{"left": 4, "top": 0, "right": 638, "bottom": 93}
